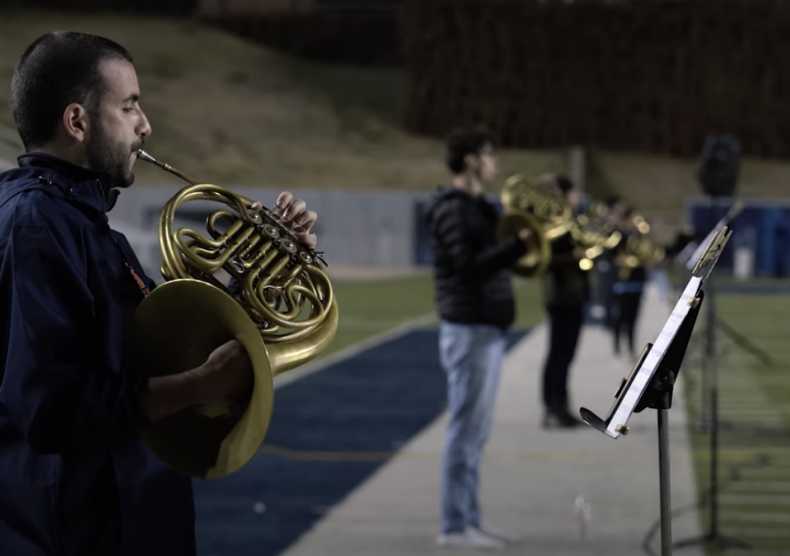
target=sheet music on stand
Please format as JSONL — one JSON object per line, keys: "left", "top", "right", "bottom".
{"left": 677, "top": 200, "right": 743, "bottom": 271}
{"left": 580, "top": 225, "right": 733, "bottom": 439}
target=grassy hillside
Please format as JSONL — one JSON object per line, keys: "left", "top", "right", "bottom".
{"left": 0, "top": 10, "right": 565, "bottom": 190}
{"left": 1, "top": 9, "right": 790, "bottom": 226}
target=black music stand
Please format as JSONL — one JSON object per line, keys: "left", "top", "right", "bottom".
{"left": 579, "top": 226, "right": 732, "bottom": 556}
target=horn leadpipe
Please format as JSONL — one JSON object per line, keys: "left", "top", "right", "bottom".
{"left": 138, "top": 149, "right": 199, "bottom": 185}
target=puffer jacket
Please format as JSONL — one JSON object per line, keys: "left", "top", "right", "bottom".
{"left": 425, "top": 185, "right": 528, "bottom": 329}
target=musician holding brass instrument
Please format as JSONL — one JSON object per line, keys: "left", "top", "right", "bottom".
{"left": 496, "top": 174, "right": 623, "bottom": 427}
{"left": 610, "top": 207, "right": 660, "bottom": 360}
{"left": 592, "top": 196, "right": 628, "bottom": 329}
{"left": 426, "top": 126, "right": 535, "bottom": 549}
{"left": 0, "top": 32, "right": 330, "bottom": 556}
{"left": 535, "top": 175, "right": 588, "bottom": 430}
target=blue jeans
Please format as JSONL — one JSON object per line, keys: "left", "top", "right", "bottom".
{"left": 438, "top": 322, "right": 507, "bottom": 534}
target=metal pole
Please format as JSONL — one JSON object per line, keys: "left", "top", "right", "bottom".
{"left": 658, "top": 408, "right": 673, "bottom": 556}
{"left": 707, "top": 195, "right": 720, "bottom": 538}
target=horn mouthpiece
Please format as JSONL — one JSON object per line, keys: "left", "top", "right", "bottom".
{"left": 137, "top": 149, "right": 160, "bottom": 167}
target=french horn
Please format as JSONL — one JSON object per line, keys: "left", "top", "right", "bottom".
{"left": 496, "top": 174, "right": 571, "bottom": 277}
{"left": 618, "top": 212, "right": 665, "bottom": 280}
{"left": 568, "top": 203, "right": 623, "bottom": 271}
{"left": 124, "top": 150, "right": 338, "bottom": 479}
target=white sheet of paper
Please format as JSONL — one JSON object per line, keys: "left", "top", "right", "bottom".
{"left": 605, "top": 275, "right": 703, "bottom": 437}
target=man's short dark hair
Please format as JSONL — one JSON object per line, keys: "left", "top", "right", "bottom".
{"left": 10, "top": 31, "right": 133, "bottom": 150}
{"left": 556, "top": 175, "right": 574, "bottom": 193}
{"left": 445, "top": 126, "right": 496, "bottom": 174}
{"left": 605, "top": 194, "right": 622, "bottom": 208}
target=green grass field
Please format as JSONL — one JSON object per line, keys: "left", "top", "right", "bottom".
{"left": 680, "top": 291, "right": 790, "bottom": 553}
{"left": 0, "top": 10, "right": 565, "bottom": 191}
{"left": 321, "top": 274, "right": 546, "bottom": 360}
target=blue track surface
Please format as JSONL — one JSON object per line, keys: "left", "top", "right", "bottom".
{"left": 193, "top": 326, "right": 530, "bottom": 556}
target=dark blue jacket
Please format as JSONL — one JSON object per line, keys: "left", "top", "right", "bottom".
{"left": 0, "top": 154, "right": 195, "bottom": 556}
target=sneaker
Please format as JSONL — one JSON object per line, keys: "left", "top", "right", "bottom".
{"left": 436, "top": 527, "right": 506, "bottom": 549}
{"left": 469, "top": 525, "right": 515, "bottom": 545}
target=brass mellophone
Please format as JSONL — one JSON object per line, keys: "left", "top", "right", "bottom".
{"left": 496, "top": 174, "right": 623, "bottom": 275}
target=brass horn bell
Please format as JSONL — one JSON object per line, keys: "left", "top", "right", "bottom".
{"left": 496, "top": 174, "right": 571, "bottom": 277}
{"left": 125, "top": 150, "right": 338, "bottom": 480}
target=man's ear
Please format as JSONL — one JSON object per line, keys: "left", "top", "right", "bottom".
{"left": 464, "top": 153, "right": 480, "bottom": 172}
{"left": 62, "top": 103, "right": 90, "bottom": 143}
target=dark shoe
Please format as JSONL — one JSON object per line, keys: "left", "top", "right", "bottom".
{"left": 542, "top": 407, "right": 583, "bottom": 429}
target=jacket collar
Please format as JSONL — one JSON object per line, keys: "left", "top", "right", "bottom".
{"left": 15, "top": 152, "right": 121, "bottom": 215}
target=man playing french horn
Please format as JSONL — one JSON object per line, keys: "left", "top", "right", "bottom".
{"left": 0, "top": 31, "right": 320, "bottom": 556}
{"left": 610, "top": 206, "right": 650, "bottom": 360}
{"left": 535, "top": 174, "right": 588, "bottom": 430}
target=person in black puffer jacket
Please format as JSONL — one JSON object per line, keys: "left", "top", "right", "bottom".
{"left": 425, "top": 126, "right": 531, "bottom": 550}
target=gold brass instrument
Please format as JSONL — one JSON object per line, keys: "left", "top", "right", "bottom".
{"left": 124, "top": 150, "right": 338, "bottom": 480}
{"left": 497, "top": 174, "right": 572, "bottom": 277}
{"left": 587, "top": 200, "right": 609, "bottom": 219}
{"left": 568, "top": 209, "right": 623, "bottom": 271}
{"left": 618, "top": 212, "right": 665, "bottom": 280}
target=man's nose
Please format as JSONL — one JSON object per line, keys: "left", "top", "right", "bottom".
{"left": 138, "top": 110, "right": 152, "bottom": 138}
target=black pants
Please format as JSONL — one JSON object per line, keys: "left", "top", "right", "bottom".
{"left": 542, "top": 304, "right": 585, "bottom": 410}
{"left": 597, "top": 266, "right": 617, "bottom": 328}
{"left": 613, "top": 290, "right": 643, "bottom": 355}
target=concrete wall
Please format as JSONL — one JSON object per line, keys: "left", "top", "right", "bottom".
{"left": 108, "top": 184, "right": 429, "bottom": 282}
{"left": 110, "top": 185, "right": 638, "bottom": 282}
{"left": 685, "top": 196, "right": 790, "bottom": 277}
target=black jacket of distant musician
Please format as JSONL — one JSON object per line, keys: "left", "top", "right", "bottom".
{"left": 541, "top": 232, "right": 590, "bottom": 308}
{"left": 615, "top": 231, "right": 648, "bottom": 285}
{"left": 425, "top": 185, "right": 528, "bottom": 330}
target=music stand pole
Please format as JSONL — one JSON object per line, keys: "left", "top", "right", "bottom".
{"left": 583, "top": 285, "right": 706, "bottom": 555}
{"left": 698, "top": 194, "right": 720, "bottom": 433}
{"left": 658, "top": 407, "right": 672, "bottom": 555}
{"left": 632, "top": 287, "right": 703, "bottom": 556}
{"left": 580, "top": 225, "right": 735, "bottom": 556}
{"left": 706, "top": 195, "right": 720, "bottom": 538}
